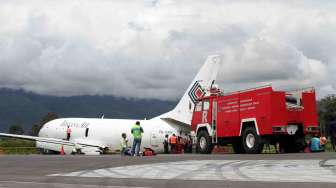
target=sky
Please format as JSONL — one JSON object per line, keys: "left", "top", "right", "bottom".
{"left": 0, "top": 0, "right": 335, "bottom": 100}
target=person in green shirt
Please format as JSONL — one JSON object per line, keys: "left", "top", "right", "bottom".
{"left": 131, "top": 121, "right": 144, "bottom": 156}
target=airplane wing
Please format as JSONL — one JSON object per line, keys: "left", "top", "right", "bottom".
{"left": 0, "top": 133, "right": 106, "bottom": 153}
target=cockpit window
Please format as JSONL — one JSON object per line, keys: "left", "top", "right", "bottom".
{"left": 195, "top": 102, "right": 202, "bottom": 112}
{"left": 203, "top": 100, "right": 210, "bottom": 111}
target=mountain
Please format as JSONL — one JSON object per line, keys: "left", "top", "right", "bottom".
{"left": 0, "top": 88, "right": 176, "bottom": 133}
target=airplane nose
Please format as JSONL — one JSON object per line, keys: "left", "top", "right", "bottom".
{"left": 38, "top": 123, "right": 49, "bottom": 137}
{"left": 38, "top": 126, "right": 44, "bottom": 137}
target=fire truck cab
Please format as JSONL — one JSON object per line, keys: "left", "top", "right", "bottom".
{"left": 191, "top": 85, "right": 319, "bottom": 154}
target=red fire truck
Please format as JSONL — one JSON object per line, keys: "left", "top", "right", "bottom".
{"left": 191, "top": 85, "right": 319, "bottom": 154}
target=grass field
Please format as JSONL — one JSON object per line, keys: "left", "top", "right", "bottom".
{"left": 0, "top": 138, "right": 37, "bottom": 154}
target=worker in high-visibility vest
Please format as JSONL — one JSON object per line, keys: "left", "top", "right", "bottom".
{"left": 169, "top": 133, "right": 177, "bottom": 154}
{"left": 131, "top": 121, "right": 144, "bottom": 156}
{"left": 66, "top": 126, "right": 72, "bottom": 141}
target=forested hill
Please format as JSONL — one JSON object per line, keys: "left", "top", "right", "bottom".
{"left": 0, "top": 88, "right": 176, "bottom": 132}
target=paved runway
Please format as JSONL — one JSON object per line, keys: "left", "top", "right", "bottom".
{"left": 0, "top": 153, "right": 336, "bottom": 188}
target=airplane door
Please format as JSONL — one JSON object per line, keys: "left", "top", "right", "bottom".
{"left": 150, "top": 129, "right": 160, "bottom": 148}
{"left": 85, "top": 128, "right": 89, "bottom": 138}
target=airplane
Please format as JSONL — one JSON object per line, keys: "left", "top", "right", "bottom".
{"left": 0, "top": 55, "right": 223, "bottom": 155}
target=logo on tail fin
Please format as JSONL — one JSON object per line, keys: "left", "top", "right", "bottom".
{"left": 188, "top": 81, "right": 205, "bottom": 104}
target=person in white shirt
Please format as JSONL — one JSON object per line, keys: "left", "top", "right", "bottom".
{"left": 120, "top": 133, "right": 129, "bottom": 155}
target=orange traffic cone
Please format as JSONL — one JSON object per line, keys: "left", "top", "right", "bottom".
{"left": 60, "top": 145, "right": 65, "bottom": 155}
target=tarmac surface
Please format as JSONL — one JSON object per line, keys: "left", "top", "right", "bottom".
{"left": 0, "top": 153, "right": 336, "bottom": 188}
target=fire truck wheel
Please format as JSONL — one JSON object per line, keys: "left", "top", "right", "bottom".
{"left": 242, "top": 127, "right": 263, "bottom": 154}
{"left": 197, "top": 130, "right": 213, "bottom": 154}
{"left": 232, "top": 142, "right": 245, "bottom": 154}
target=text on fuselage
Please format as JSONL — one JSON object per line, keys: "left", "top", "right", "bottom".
{"left": 60, "top": 120, "right": 90, "bottom": 129}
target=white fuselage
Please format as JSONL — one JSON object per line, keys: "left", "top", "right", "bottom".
{"left": 37, "top": 118, "right": 187, "bottom": 154}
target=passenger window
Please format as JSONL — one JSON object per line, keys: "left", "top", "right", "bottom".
{"left": 195, "top": 102, "right": 202, "bottom": 112}
{"left": 203, "top": 100, "right": 210, "bottom": 111}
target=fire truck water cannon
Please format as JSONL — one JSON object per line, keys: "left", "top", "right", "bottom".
{"left": 191, "top": 85, "right": 319, "bottom": 154}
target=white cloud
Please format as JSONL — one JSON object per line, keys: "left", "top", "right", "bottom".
{"left": 0, "top": 0, "right": 335, "bottom": 100}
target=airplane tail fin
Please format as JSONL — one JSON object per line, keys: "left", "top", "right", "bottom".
{"left": 156, "top": 55, "right": 223, "bottom": 125}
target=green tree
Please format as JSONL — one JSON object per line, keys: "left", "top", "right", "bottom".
{"left": 318, "top": 95, "right": 336, "bottom": 136}
{"left": 9, "top": 123, "right": 24, "bottom": 135}
{"left": 30, "top": 112, "right": 59, "bottom": 136}
{"left": 30, "top": 123, "right": 41, "bottom": 136}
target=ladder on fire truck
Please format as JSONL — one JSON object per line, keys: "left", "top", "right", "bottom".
{"left": 210, "top": 86, "right": 219, "bottom": 144}
{"left": 211, "top": 100, "right": 218, "bottom": 144}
